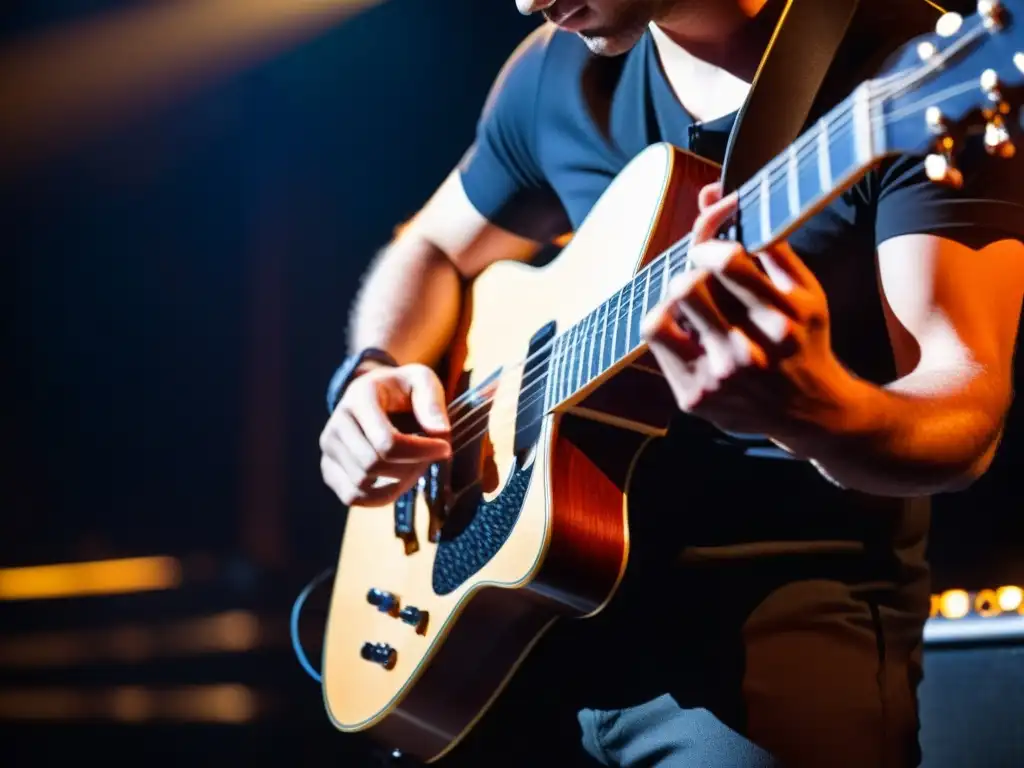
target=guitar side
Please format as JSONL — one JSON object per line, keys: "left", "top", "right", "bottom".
{"left": 321, "top": 143, "right": 719, "bottom": 763}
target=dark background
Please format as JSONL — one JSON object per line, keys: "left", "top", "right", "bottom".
{"left": 1, "top": 1, "right": 1021, "bottom": 765}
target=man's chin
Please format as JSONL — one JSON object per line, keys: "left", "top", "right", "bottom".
{"left": 578, "top": 29, "right": 643, "bottom": 56}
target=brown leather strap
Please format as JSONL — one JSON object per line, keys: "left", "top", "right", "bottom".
{"left": 721, "top": 0, "right": 861, "bottom": 192}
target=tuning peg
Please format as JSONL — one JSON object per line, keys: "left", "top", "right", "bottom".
{"left": 984, "top": 120, "right": 1016, "bottom": 158}
{"left": 935, "top": 12, "right": 963, "bottom": 38}
{"left": 980, "top": 68, "right": 1003, "bottom": 102}
{"left": 978, "top": 0, "right": 1005, "bottom": 32}
{"left": 925, "top": 153, "right": 964, "bottom": 188}
{"left": 925, "top": 106, "right": 946, "bottom": 134}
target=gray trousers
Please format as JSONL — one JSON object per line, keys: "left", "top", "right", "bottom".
{"left": 577, "top": 696, "right": 778, "bottom": 767}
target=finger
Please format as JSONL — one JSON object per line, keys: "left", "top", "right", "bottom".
{"left": 726, "top": 326, "right": 768, "bottom": 370}
{"left": 325, "top": 415, "right": 406, "bottom": 493}
{"left": 332, "top": 410, "right": 381, "bottom": 474}
{"left": 322, "top": 454, "right": 428, "bottom": 509}
{"left": 320, "top": 455, "right": 358, "bottom": 506}
{"left": 757, "top": 241, "right": 819, "bottom": 293}
{"left": 640, "top": 299, "right": 703, "bottom": 362}
{"left": 690, "top": 242, "right": 798, "bottom": 345}
{"left": 405, "top": 366, "right": 451, "bottom": 434}
{"left": 357, "top": 462, "right": 432, "bottom": 507}
{"left": 698, "top": 181, "right": 724, "bottom": 211}
{"left": 691, "top": 190, "right": 739, "bottom": 245}
{"left": 666, "top": 270, "right": 732, "bottom": 339}
{"left": 348, "top": 388, "right": 451, "bottom": 463}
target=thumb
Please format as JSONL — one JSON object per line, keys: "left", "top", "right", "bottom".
{"left": 403, "top": 365, "right": 451, "bottom": 434}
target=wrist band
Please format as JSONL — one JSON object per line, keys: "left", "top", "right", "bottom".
{"left": 325, "top": 347, "right": 398, "bottom": 414}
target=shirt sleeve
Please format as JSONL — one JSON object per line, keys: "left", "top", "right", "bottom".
{"left": 874, "top": 142, "right": 1024, "bottom": 249}
{"left": 458, "top": 25, "right": 570, "bottom": 243}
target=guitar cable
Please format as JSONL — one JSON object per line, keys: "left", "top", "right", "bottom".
{"left": 290, "top": 566, "right": 336, "bottom": 684}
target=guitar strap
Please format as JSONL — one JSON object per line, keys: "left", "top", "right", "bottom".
{"left": 720, "top": 0, "right": 861, "bottom": 193}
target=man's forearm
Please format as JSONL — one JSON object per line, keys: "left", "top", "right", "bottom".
{"left": 348, "top": 236, "right": 464, "bottom": 368}
{"left": 789, "top": 366, "right": 1006, "bottom": 498}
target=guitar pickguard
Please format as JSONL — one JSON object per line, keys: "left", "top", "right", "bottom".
{"left": 431, "top": 321, "right": 556, "bottom": 595}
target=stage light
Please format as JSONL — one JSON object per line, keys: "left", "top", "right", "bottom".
{"left": 0, "top": 556, "right": 180, "bottom": 601}
{"left": 938, "top": 589, "right": 970, "bottom": 619}
{"left": 996, "top": 585, "right": 1023, "bottom": 613}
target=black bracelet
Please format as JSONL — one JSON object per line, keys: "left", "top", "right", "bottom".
{"left": 325, "top": 347, "right": 398, "bottom": 414}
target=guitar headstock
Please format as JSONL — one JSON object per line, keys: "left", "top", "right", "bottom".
{"left": 877, "top": 0, "right": 1024, "bottom": 186}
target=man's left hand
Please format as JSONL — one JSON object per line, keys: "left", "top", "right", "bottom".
{"left": 640, "top": 182, "right": 854, "bottom": 445}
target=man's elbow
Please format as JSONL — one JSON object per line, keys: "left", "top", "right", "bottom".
{"left": 941, "top": 414, "right": 1007, "bottom": 493}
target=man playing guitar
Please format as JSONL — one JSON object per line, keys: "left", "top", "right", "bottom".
{"left": 318, "top": 0, "right": 1024, "bottom": 765}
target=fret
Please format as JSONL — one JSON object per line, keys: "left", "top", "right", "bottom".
{"left": 758, "top": 172, "right": 771, "bottom": 245}
{"left": 563, "top": 322, "right": 579, "bottom": 402}
{"left": 574, "top": 312, "right": 590, "bottom": 393}
{"left": 628, "top": 271, "right": 647, "bottom": 352}
{"left": 644, "top": 259, "right": 664, "bottom": 314}
{"left": 623, "top": 276, "right": 636, "bottom": 354}
{"left": 817, "top": 117, "right": 832, "bottom": 190}
{"left": 592, "top": 302, "right": 606, "bottom": 381}
{"left": 767, "top": 166, "right": 790, "bottom": 240}
{"left": 851, "top": 82, "right": 875, "bottom": 164}
{"left": 582, "top": 310, "right": 596, "bottom": 386}
{"left": 798, "top": 128, "right": 823, "bottom": 213}
{"left": 786, "top": 145, "right": 800, "bottom": 216}
{"left": 545, "top": 332, "right": 562, "bottom": 409}
{"left": 600, "top": 294, "right": 615, "bottom": 372}
{"left": 606, "top": 290, "right": 620, "bottom": 368}
{"left": 826, "top": 106, "right": 858, "bottom": 196}
{"left": 613, "top": 287, "right": 629, "bottom": 361}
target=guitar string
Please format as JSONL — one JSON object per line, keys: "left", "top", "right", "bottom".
{"left": 437, "top": 77, "right": 1001, "bottom": 461}
{"left": 439, "top": 28, "right": 983, "bottom": 431}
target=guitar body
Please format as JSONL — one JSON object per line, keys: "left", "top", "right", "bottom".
{"left": 321, "top": 144, "right": 717, "bottom": 762}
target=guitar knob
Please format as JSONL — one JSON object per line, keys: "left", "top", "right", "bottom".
{"left": 367, "top": 588, "right": 398, "bottom": 614}
{"left": 985, "top": 121, "right": 1016, "bottom": 158}
{"left": 399, "top": 606, "right": 427, "bottom": 629}
{"left": 360, "top": 642, "right": 397, "bottom": 668}
{"left": 924, "top": 153, "right": 964, "bottom": 188}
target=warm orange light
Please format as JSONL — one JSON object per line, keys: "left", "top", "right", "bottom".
{"left": 0, "top": 0, "right": 384, "bottom": 176}
{"left": 996, "top": 585, "right": 1023, "bottom": 613}
{"left": 0, "top": 684, "right": 259, "bottom": 722}
{"left": 974, "top": 589, "right": 1000, "bottom": 618}
{"left": 0, "top": 610, "right": 263, "bottom": 668}
{"left": 938, "top": 589, "right": 971, "bottom": 619}
{"left": 0, "top": 557, "right": 181, "bottom": 601}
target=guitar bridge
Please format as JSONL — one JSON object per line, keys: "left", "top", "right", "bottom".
{"left": 393, "top": 489, "right": 418, "bottom": 554}
{"left": 424, "top": 461, "right": 452, "bottom": 543}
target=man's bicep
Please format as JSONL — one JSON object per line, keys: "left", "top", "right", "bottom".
{"left": 402, "top": 168, "right": 543, "bottom": 278}
{"left": 877, "top": 233, "right": 1024, "bottom": 397}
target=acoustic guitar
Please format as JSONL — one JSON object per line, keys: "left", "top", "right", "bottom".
{"left": 321, "top": 2, "right": 1024, "bottom": 762}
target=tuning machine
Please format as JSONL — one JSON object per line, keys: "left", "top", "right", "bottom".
{"left": 924, "top": 153, "right": 964, "bottom": 188}
{"left": 977, "top": 0, "right": 1005, "bottom": 32}
{"left": 922, "top": 107, "right": 964, "bottom": 187}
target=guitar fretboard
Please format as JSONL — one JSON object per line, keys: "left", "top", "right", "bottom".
{"left": 545, "top": 82, "right": 885, "bottom": 409}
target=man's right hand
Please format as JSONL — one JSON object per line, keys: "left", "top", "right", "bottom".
{"left": 319, "top": 363, "right": 452, "bottom": 507}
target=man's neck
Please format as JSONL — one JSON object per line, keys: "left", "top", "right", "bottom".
{"left": 653, "top": 0, "right": 783, "bottom": 82}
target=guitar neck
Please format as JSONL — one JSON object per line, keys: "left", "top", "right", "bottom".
{"left": 545, "top": 83, "right": 888, "bottom": 409}
{"left": 733, "top": 83, "right": 885, "bottom": 252}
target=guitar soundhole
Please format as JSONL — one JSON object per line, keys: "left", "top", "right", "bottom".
{"left": 431, "top": 463, "right": 535, "bottom": 595}
{"left": 431, "top": 321, "right": 555, "bottom": 596}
